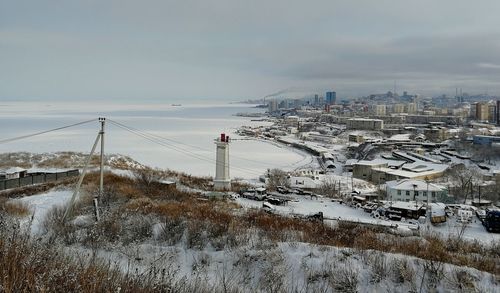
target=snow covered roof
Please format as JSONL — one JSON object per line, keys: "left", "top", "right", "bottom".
{"left": 390, "top": 201, "right": 425, "bottom": 211}
{"left": 0, "top": 167, "right": 27, "bottom": 174}
{"left": 386, "top": 179, "right": 446, "bottom": 192}
{"left": 159, "top": 180, "right": 176, "bottom": 185}
{"left": 429, "top": 202, "right": 446, "bottom": 209}
{"left": 354, "top": 158, "right": 406, "bottom": 167}
{"left": 347, "top": 118, "right": 383, "bottom": 122}
{"left": 388, "top": 134, "right": 411, "bottom": 142}
{"left": 28, "top": 167, "right": 73, "bottom": 173}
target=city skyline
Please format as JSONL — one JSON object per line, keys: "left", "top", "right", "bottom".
{"left": 2, "top": 1, "right": 500, "bottom": 101}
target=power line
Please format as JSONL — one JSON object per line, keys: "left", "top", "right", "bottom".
{"left": 109, "top": 120, "right": 263, "bottom": 176}
{"left": 107, "top": 119, "right": 264, "bottom": 177}
{"left": 107, "top": 118, "right": 294, "bottom": 168}
{"left": 0, "top": 119, "right": 97, "bottom": 145}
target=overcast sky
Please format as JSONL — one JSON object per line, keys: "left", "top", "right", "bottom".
{"left": 2, "top": 0, "right": 500, "bottom": 101}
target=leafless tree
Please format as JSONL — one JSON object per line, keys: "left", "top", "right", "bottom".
{"left": 316, "top": 178, "right": 338, "bottom": 198}
{"left": 445, "top": 164, "right": 481, "bottom": 203}
{"left": 266, "top": 169, "right": 290, "bottom": 191}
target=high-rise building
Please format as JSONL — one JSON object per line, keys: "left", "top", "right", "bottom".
{"left": 393, "top": 104, "right": 405, "bottom": 114}
{"left": 374, "top": 104, "right": 386, "bottom": 116}
{"left": 326, "top": 91, "right": 336, "bottom": 105}
{"left": 314, "top": 94, "right": 319, "bottom": 106}
{"left": 407, "top": 103, "right": 417, "bottom": 114}
{"left": 488, "top": 104, "right": 496, "bottom": 123}
{"left": 293, "top": 99, "right": 302, "bottom": 109}
{"left": 268, "top": 99, "right": 278, "bottom": 112}
{"left": 470, "top": 103, "right": 477, "bottom": 119}
{"left": 476, "top": 102, "right": 489, "bottom": 121}
{"left": 497, "top": 100, "right": 500, "bottom": 125}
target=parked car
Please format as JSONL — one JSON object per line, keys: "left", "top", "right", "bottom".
{"left": 228, "top": 192, "right": 239, "bottom": 200}
{"left": 476, "top": 209, "right": 487, "bottom": 221}
{"left": 371, "top": 207, "right": 386, "bottom": 219}
{"left": 386, "top": 209, "right": 403, "bottom": 221}
{"left": 276, "top": 186, "right": 290, "bottom": 194}
{"left": 262, "top": 202, "right": 276, "bottom": 212}
{"left": 483, "top": 209, "right": 500, "bottom": 232}
{"left": 362, "top": 203, "right": 377, "bottom": 213}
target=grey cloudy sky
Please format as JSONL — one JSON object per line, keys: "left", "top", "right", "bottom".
{"left": 1, "top": 0, "right": 500, "bottom": 101}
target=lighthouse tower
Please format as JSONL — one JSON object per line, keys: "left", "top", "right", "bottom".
{"left": 214, "top": 133, "right": 231, "bottom": 190}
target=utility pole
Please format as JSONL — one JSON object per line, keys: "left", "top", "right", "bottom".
{"left": 99, "top": 117, "right": 105, "bottom": 198}
{"left": 64, "top": 118, "right": 106, "bottom": 222}
{"left": 95, "top": 117, "right": 105, "bottom": 221}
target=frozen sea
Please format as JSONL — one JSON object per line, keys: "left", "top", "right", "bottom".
{"left": 0, "top": 101, "right": 309, "bottom": 178}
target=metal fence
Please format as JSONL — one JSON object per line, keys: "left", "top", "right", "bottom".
{"left": 0, "top": 169, "right": 79, "bottom": 191}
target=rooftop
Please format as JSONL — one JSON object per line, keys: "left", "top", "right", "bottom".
{"left": 390, "top": 201, "right": 425, "bottom": 211}
{"left": 386, "top": 179, "right": 446, "bottom": 191}
{"left": 0, "top": 167, "right": 27, "bottom": 174}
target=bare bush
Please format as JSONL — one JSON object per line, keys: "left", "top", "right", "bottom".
{"left": 187, "top": 220, "right": 208, "bottom": 249}
{"left": 328, "top": 263, "right": 359, "bottom": 293}
{"left": 0, "top": 200, "right": 30, "bottom": 217}
{"left": 122, "top": 214, "right": 155, "bottom": 245}
{"left": 258, "top": 250, "right": 286, "bottom": 293}
{"left": 0, "top": 224, "right": 212, "bottom": 292}
{"left": 158, "top": 216, "right": 186, "bottom": 245}
{"left": 391, "top": 258, "right": 416, "bottom": 285}
{"left": 132, "top": 167, "right": 164, "bottom": 192}
{"left": 420, "top": 259, "right": 445, "bottom": 291}
{"left": 446, "top": 269, "right": 478, "bottom": 292}
{"left": 368, "top": 253, "right": 389, "bottom": 284}
{"left": 83, "top": 212, "right": 122, "bottom": 248}
{"left": 315, "top": 178, "right": 339, "bottom": 198}
{"left": 41, "top": 205, "right": 79, "bottom": 245}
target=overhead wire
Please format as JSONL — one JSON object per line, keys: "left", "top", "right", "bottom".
{"left": 0, "top": 116, "right": 297, "bottom": 177}
{"left": 0, "top": 118, "right": 97, "bottom": 145}
{"left": 108, "top": 120, "right": 264, "bottom": 176}
{"left": 107, "top": 118, "right": 296, "bottom": 168}
{"left": 107, "top": 119, "right": 265, "bottom": 177}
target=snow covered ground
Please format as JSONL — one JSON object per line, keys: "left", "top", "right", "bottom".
{"left": 11, "top": 186, "right": 499, "bottom": 245}
{"left": 5, "top": 188, "right": 499, "bottom": 292}
{"left": 62, "top": 239, "right": 498, "bottom": 293}
{"left": 236, "top": 196, "right": 500, "bottom": 244}
{"left": 15, "top": 190, "right": 73, "bottom": 234}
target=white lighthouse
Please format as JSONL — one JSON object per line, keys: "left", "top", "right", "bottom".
{"left": 214, "top": 133, "right": 231, "bottom": 190}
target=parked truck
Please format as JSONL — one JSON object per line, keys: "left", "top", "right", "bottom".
{"left": 429, "top": 203, "right": 447, "bottom": 224}
{"left": 483, "top": 209, "right": 500, "bottom": 233}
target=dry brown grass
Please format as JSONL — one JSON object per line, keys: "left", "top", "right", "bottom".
{"left": 0, "top": 226, "right": 200, "bottom": 292}
{"left": 38, "top": 170, "right": 500, "bottom": 277}
{"left": 1, "top": 200, "right": 30, "bottom": 216}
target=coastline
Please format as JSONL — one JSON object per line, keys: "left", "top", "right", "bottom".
{"left": 0, "top": 101, "right": 309, "bottom": 179}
